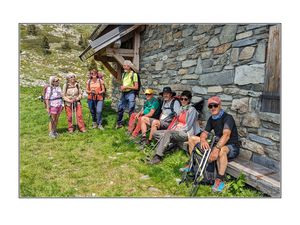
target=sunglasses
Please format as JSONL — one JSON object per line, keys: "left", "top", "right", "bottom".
{"left": 145, "top": 93, "right": 152, "bottom": 96}
{"left": 180, "top": 97, "right": 189, "bottom": 101}
{"left": 69, "top": 76, "right": 75, "bottom": 79}
{"left": 54, "top": 80, "right": 59, "bottom": 82}
{"left": 208, "top": 104, "right": 219, "bottom": 109}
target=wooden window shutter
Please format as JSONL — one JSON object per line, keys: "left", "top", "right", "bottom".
{"left": 261, "top": 24, "right": 281, "bottom": 113}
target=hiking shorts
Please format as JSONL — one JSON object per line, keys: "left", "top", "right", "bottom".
{"left": 49, "top": 106, "right": 63, "bottom": 115}
{"left": 227, "top": 144, "right": 240, "bottom": 160}
{"left": 149, "top": 118, "right": 170, "bottom": 130}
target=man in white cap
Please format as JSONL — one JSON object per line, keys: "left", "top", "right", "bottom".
{"left": 116, "top": 60, "right": 139, "bottom": 129}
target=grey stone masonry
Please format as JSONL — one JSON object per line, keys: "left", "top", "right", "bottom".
{"left": 110, "top": 24, "right": 280, "bottom": 166}
{"left": 235, "top": 64, "right": 265, "bottom": 85}
{"left": 219, "top": 25, "right": 238, "bottom": 44}
{"left": 232, "top": 38, "right": 257, "bottom": 47}
{"left": 254, "top": 41, "right": 267, "bottom": 62}
{"left": 199, "top": 70, "right": 234, "bottom": 86}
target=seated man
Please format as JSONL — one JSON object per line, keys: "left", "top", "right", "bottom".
{"left": 188, "top": 96, "right": 240, "bottom": 192}
{"left": 140, "top": 87, "right": 181, "bottom": 145}
{"left": 149, "top": 91, "right": 201, "bottom": 164}
{"left": 128, "top": 88, "right": 160, "bottom": 138}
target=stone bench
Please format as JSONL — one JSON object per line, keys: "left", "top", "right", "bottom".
{"left": 179, "top": 142, "right": 280, "bottom": 197}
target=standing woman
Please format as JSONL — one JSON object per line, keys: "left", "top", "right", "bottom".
{"left": 62, "top": 74, "right": 86, "bottom": 133}
{"left": 86, "top": 69, "right": 105, "bottom": 130}
{"left": 45, "top": 75, "right": 63, "bottom": 138}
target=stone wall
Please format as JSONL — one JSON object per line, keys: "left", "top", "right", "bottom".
{"left": 111, "top": 24, "right": 280, "bottom": 170}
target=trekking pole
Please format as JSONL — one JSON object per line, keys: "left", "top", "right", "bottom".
{"left": 190, "top": 136, "right": 216, "bottom": 197}
{"left": 179, "top": 150, "right": 194, "bottom": 185}
{"left": 193, "top": 136, "right": 216, "bottom": 184}
{"left": 71, "top": 102, "right": 75, "bottom": 131}
{"left": 73, "top": 100, "right": 78, "bottom": 131}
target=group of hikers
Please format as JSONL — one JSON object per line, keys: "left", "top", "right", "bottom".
{"left": 44, "top": 59, "right": 240, "bottom": 193}
{"left": 44, "top": 68, "right": 106, "bottom": 137}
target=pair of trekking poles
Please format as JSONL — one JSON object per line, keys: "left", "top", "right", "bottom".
{"left": 179, "top": 135, "right": 217, "bottom": 197}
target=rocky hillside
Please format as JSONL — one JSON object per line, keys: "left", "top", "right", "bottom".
{"left": 20, "top": 24, "right": 111, "bottom": 89}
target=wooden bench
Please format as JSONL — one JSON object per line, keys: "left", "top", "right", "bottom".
{"left": 227, "top": 158, "right": 280, "bottom": 197}
{"left": 179, "top": 142, "right": 281, "bottom": 197}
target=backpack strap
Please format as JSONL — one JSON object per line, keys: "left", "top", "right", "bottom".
{"left": 49, "top": 86, "right": 53, "bottom": 100}
{"left": 170, "top": 98, "right": 180, "bottom": 114}
{"left": 88, "top": 79, "right": 91, "bottom": 91}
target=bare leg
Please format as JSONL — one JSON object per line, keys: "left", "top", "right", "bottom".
{"left": 149, "top": 120, "right": 160, "bottom": 140}
{"left": 50, "top": 114, "right": 56, "bottom": 133}
{"left": 217, "top": 146, "right": 230, "bottom": 176}
{"left": 141, "top": 116, "right": 151, "bottom": 136}
{"left": 53, "top": 114, "right": 59, "bottom": 133}
{"left": 188, "top": 136, "right": 201, "bottom": 155}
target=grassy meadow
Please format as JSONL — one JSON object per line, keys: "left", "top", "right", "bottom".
{"left": 20, "top": 86, "right": 262, "bottom": 197}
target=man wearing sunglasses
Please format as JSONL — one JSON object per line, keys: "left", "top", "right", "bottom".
{"left": 188, "top": 96, "right": 239, "bottom": 192}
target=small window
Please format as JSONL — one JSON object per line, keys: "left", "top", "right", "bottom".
{"left": 261, "top": 24, "right": 281, "bottom": 114}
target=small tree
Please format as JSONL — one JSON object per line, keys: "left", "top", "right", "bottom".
{"left": 27, "top": 24, "right": 37, "bottom": 36}
{"left": 41, "top": 36, "right": 51, "bottom": 55}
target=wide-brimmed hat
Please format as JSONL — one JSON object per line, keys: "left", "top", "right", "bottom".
{"left": 208, "top": 96, "right": 221, "bottom": 105}
{"left": 144, "top": 88, "right": 154, "bottom": 95}
{"left": 159, "top": 86, "right": 176, "bottom": 97}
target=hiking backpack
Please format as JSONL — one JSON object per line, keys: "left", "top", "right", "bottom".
{"left": 180, "top": 134, "right": 217, "bottom": 196}
{"left": 40, "top": 85, "right": 62, "bottom": 108}
{"left": 64, "top": 82, "right": 79, "bottom": 95}
{"left": 122, "top": 71, "right": 141, "bottom": 96}
{"left": 88, "top": 77, "right": 106, "bottom": 98}
{"left": 157, "top": 96, "right": 181, "bottom": 121}
{"left": 192, "top": 98, "right": 205, "bottom": 120}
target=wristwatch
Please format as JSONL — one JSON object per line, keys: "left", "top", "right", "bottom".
{"left": 216, "top": 144, "right": 222, "bottom": 150}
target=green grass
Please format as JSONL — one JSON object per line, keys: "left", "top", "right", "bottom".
{"left": 20, "top": 86, "right": 263, "bottom": 197}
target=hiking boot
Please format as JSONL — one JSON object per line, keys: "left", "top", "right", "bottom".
{"left": 179, "top": 164, "right": 191, "bottom": 173}
{"left": 98, "top": 125, "right": 104, "bottom": 130}
{"left": 148, "top": 155, "right": 162, "bottom": 165}
{"left": 145, "top": 139, "right": 152, "bottom": 145}
{"left": 92, "top": 122, "right": 97, "bottom": 129}
{"left": 116, "top": 124, "right": 123, "bottom": 129}
{"left": 49, "top": 132, "right": 56, "bottom": 138}
{"left": 139, "top": 136, "right": 147, "bottom": 145}
{"left": 212, "top": 178, "right": 225, "bottom": 192}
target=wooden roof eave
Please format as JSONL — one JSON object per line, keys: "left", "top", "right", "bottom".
{"left": 79, "top": 25, "right": 140, "bottom": 62}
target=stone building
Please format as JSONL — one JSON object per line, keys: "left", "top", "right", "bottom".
{"left": 80, "top": 24, "right": 281, "bottom": 196}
